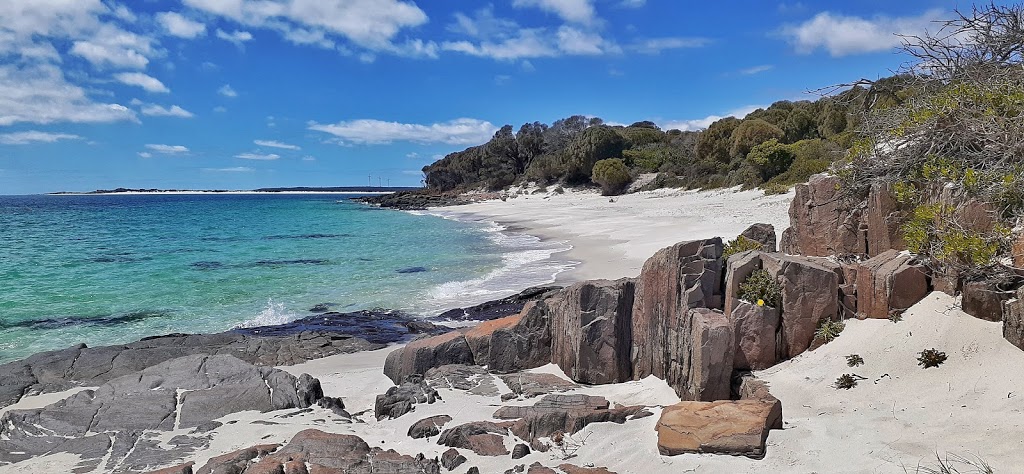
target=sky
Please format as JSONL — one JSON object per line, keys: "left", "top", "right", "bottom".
{"left": 0, "top": 0, "right": 984, "bottom": 194}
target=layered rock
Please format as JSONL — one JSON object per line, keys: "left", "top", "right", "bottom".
{"left": 655, "top": 399, "right": 782, "bottom": 458}
{"left": 855, "top": 250, "right": 929, "bottom": 319}
{"left": 550, "top": 279, "right": 635, "bottom": 384}
{"left": 762, "top": 255, "right": 840, "bottom": 357}
{"left": 383, "top": 331, "right": 475, "bottom": 384}
{"left": 409, "top": 415, "right": 453, "bottom": 439}
{"left": 437, "top": 421, "right": 513, "bottom": 456}
{"left": 488, "top": 300, "right": 554, "bottom": 373}
{"left": 492, "top": 394, "right": 650, "bottom": 442}
{"left": 780, "top": 174, "right": 864, "bottom": 256}
{"left": 730, "top": 302, "right": 780, "bottom": 371}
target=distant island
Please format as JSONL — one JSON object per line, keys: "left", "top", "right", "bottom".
{"left": 50, "top": 186, "right": 420, "bottom": 195}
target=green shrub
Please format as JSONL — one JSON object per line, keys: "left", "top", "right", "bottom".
{"left": 834, "top": 374, "right": 858, "bottom": 390}
{"left": 723, "top": 235, "right": 763, "bottom": 260}
{"left": 591, "top": 158, "right": 632, "bottom": 195}
{"left": 737, "top": 269, "right": 781, "bottom": 308}
{"left": 815, "top": 319, "right": 845, "bottom": 343}
{"left": 760, "top": 182, "right": 791, "bottom": 195}
{"left": 846, "top": 354, "right": 864, "bottom": 367}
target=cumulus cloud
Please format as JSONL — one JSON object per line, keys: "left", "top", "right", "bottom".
{"left": 254, "top": 139, "right": 300, "bottom": 150}
{"left": 235, "top": 152, "right": 280, "bottom": 160}
{"left": 215, "top": 29, "right": 253, "bottom": 46}
{"left": 309, "top": 118, "right": 498, "bottom": 145}
{"left": 0, "top": 64, "right": 137, "bottom": 126}
{"left": 218, "top": 84, "right": 238, "bottom": 97}
{"left": 661, "top": 105, "right": 764, "bottom": 131}
{"left": 114, "top": 72, "right": 170, "bottom": 93}
{"left": 69, "top": 23, "right": 158, "bottom": 69}
{"left": 781, "top": 9, "right": 945, "bottom": 56}
{"left": 512, "top": 0, "right": 596, "bottom": 24}
{"left": 157, "top": 12, "right": 206, "bottom": 39}
{"left": 0, "top": 130, "right": 83, "bottom": 145}
{"left": 145, "top": 144, "right": 190, "bottom": 154}
{"left": 141, "top": 104, "right": 194, "bottom": 118}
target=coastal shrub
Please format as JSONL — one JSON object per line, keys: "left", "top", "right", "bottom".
{"left": 917, "top": 348, "right": 948, "bottom": 368}
{"left": 760, "top": 182, "right": 790, "bottom": 195}
{"left": 737, "top": 269, "right": 781, "bottom": 308}
{"left": 591, "top": 158, "right": 632, "bottom": 195}
{"left": 815, "top": 319, "right": 845, "bottom": 344}
{"left": 834, "top": 374, "right": 858, "bottom": 390}
{"left": 846, "top": 354, "right": 865, "bottom": 367}
{"left": 723, "top": 235, "right": 763, "bottom": 260}
{"left": 747, "top": 138, "right": 795, "bottom": 182}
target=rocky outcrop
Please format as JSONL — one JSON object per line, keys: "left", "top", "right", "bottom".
{"left": 441, "top": 448, "right": 467, "bottom": 471}
{"left": 1005, "top": 288, "right": 1024, "bottom": 351}
{"left": 512, "top": 443, "right": 531, "bottom": 459}
{"left": 383, "top": 331, "right": 475, "bottom": 384}
{"left": 425, "top": 364, "right": 500, "bottom": 397}
{"left": 631, "top": 238, "right": 724, "bottom": 398}
{"left": 730, "top": 302, "right": 780, "bottom": 371}
{"left": 0, "top": 355, "right": 323, "bottom": 473}
{"left": 465, "top": 314, "right": 523, "bottom": 365}
{"left": 488, "top": 300, "right": 554, "bottom": 373}
{"left": 655, "top": 399, "right": 782, "bottom": 458}
{"left": 437, "top": 421, "right": 513, "bottom": 456}
{"left": 724, "top": 250, "right": 762, "bottom": 318}
{"left": 740, "top": 223, "right": 777, "bottom": 253}
{"left": 434, "top": 286, "right": 562, "bottom": 321}
{"left": 375, "top": 375, "right": 440, "bottom": 420}
{"left": 685, "top": 309, "right": 735, "bottom": 401}
{"left": 864, "top": 183, "right": 905, "bottom": 256}
{"left": 780, "top": 174, "right": 864, "bottom": 257}
{"left": 762, "top": 255, "right": 839, "bottom": 358}
{"left": 550, "top": 279, "right": 636, "bottom": 384}
{"left": 409, "top": 415, "right": 453, "bottom": 439}
{"left": 962, "top": 279, "right": 1017, "bottom": 322}
{"left": 493, "top": 394, "right": 650, "bottom": 443}
{"left": 855, "top": 250, "right": 929, "bottom": 319}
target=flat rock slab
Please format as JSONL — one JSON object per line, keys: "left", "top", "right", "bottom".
{"left": 655, "top": 399, "right": 782, "bottom": 458}
{"left": 499, "top": 372, "right": 579, "bottom": 399}
{"left": 375, "top": 375, "right": 440, "bottom": 420}
{"left": 493, "top": 394, "right": 650, "bottom": 442}
{"left": 0, "top": 354, "right": 323, "bottom": 473}
{"left": 437, "top": 421, "right": 514, "bottom": 456}
{"left": 425, "top": 364, "right": 499, "bottom": 397}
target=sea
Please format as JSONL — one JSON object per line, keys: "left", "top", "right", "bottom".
{"left": 0, "top": 193, "right": 573, "bottom": 363}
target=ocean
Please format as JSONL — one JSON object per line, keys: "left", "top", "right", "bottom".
{"left": 0, "top": 193, "right": 572, "bottom": 363}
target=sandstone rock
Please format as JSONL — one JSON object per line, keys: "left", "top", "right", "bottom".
{"left": 228, "top": 429, "right": 441, "bottom": 473}
{"left": 375, "top": 375, "right": 440, "bottom": 420}
{"left": 383, "top": 331, "right": 475, "bottom": 384}
{"left": 1013, "top": 232, "right": 1024, "bottom": 268}
{"left": 557, "top": 464, "right": 616, "bottom": 474}
{"left": 761, "top": 255, "right": 840, "bottom": 358}
{"left": 409, "top": 415, "right": 453, "bottom": 439}
{"left": 781, "top": 173, "right": 864, "bottom": 256}
{"left": 550, "top": 279, "right": 635, "bottom": 384}
{"left": 512, "top": 443, "right": 531, "bottom": 459}
{"left": 440, "top": 448, "right": 467, "bottom": 471}
{"left": 856, "top": 250, "right": 929, "bottom": 319}
{"left": 464, "top": 314, "right": 522, "bottom": 365}
{"left": 962, "top": 280, "right": 1015, "bottom": 322}
{"left": 685, "top": 309, "right": 735, "bottom": 401}
{"left": 631, "top": 239, "right": 724, "bottom": 398}
{"left": 437, "top": 421, "right": 511, "bottom": 456}
{"left": 527, "top": 462, "right": 557, "bottom": 474}
{"left": 1004, "top": 289, "right": 1024, "bottom": 351}
{"left": 499, "top": 372, "right": 578, "bottom": 399}
{"left": 193, "top": 444, "right": 279, "bottom": 474}
{"left": 865, "top": 182, "right": 905, "bottom": 256}
{"left": 723, "top": 250, "right": 762, "bottom": 318}
{"left": 493, "top": 394, "right": 649, "bottom": 442}
{"left": 489, "top": 300, "right": 553, "bottom": 373}
{"left": 656, "top": 399, "right": 782, "bottom": 458}
{"left": 425, "top": 364, "right": 499, "bottom": 397}
{"left": 740, "top": 223, "right": 777, "bottom": 252}
{"left": 730, "top": 302, "right": 780, "bottom": 371}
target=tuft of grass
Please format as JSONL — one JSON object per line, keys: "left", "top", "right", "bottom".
{"left": 846, "top": 354, "right": 865, "bottom": 367}
{"left": 909, "top": 452, "right": 994, "bottom": 474}
{"left": 815, "top": 319, "right": 846, "bottom": 344}
{"left": 889, "top": 310, "right": 905, "bottom": 323}
{"left": 723, "top": 235, "right": 764, "bottom": 260}
{"left": 835, "top": 374, "right": 858, "bottom": 389}
{"left": 917, "top": 349, "right": 948, "bottom": 368}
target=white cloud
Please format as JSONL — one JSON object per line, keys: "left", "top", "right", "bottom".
{"left": 301, "top": 155, "right": 316, "bottom": 161}
{"left": 205, "top": 166, "right": 254, "bottom": 172}
{"left": 157, "top": 12, "right": 206, "bottom": 39}
{"left": 138, "top": 151, "right": 152, "bottom": 158}
{"left": 512, "top": 0, "right": 596, "bottom": 24}
{"left": 213, "top": 106, "right": 227, "bottom": 113}
{"left": 0, "top": 64, "right": 137, "bottom": 126}
{"left": 781, "top": 9, "right": 945, "bottom": 56}
{"left": 69, "top": 23, "right": 158, "bottom": 69}
{"left": 141, "top": 104, "right": 194, "bottom": 118}
{"left": 556, "top": 26, "right": 607, "bottom": 55}
{"left": 620, "top": 0, "right": 645, "bottom": 7}
{"left": 254, "top": 139, "right": 300, "bottom": 150}
{"left": 309, "top": 118, "right": 498, "bottom": 145}
{"left": 740, "top": 64, "right": 774, "bottom": 75}
{"left": 661, "top": 105, "right": 764, "bottom": 131}
{"left": 218, "top": 84, "right": 238, "bottom": 97}
{"left": 215, "top": 28, "right": 253, "bottom": 46}
{"left": 442, "top": 29, "right": 556, "bottom": 60}
{"left": 235, "top": 152, "right": 280, "bottom": 160}
{"left": 145, "top": 144, "right": 190, "bottom": 154}
{"left": 114, "top": 72, "right": 170, "bottom": 93}
{"left": 0, "top": 130, "right": 83, "bottom": 145}
{"left": 629, "top": 37, "right": 710, "bottom": 54}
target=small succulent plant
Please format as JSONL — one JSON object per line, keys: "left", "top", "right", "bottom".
{"left": 815, "top": 319, "right": 846, "bottom": 344}
{"left": 846, "top": 354, "right": 865, "bottom": 367}
{"left": 917, "top": 348, "right": 948, "bottom": 368}
{"left": 835, "top": 374, "right": 858, "bottom": 390}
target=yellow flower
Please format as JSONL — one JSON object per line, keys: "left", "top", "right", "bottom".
{"left": 757, "top": 299, "right": 765, "bottom": 307}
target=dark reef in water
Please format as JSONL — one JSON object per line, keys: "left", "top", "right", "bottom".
{"left": 0, "top": 310, "right": 172, "bottom": 330}
{"left": 191, "top": 259, "right": 330, "bottom": 270}
{"left": 433, "top": 286, "right": 562, "bottom": 321}
{"left": 232, "top": 309, "right": 446, "bottom": 344}
{"left": 262, "top": 233, "right": 350, "bottom": 240}
{"left": 396, "top": 266, "right": 429, "bottom": 274}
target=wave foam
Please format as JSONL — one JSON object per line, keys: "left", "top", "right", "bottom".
{"left": 234, "top": 298, "right": 299, "bottom": 328}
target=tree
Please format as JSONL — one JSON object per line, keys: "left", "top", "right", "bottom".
{"left": 746, "top": 138, "right": 795, "bottom": 182}
{"left": 729, "top": 119, "right": 784, "bottom": 161}
{"left": 695, "top": 117, "right": 740, "bottom": 164}
{"left": 515, "top": 122, "right": 548, "bottom": 174}
{"left": 564, "top": 126, "right": 626, "bottom": 183}
{"left": 592, "top": 158, "right": 631, "bottom": 195}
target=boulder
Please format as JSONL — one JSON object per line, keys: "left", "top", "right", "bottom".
{"left": 440, "top": 448, "right": 467, "bottom": 471}
{"left": 1004, "top": 289, "right": 1024, "bottom": 351}
{"left": 499, "top": 372, "right": 578, "bottom": 399}
{"left": 193, "top": 444, "right": 279, "bottom": 474}
{"left": 550, "top": 279, "right": 635, "bottom": 385}
{"left": 781, "top": 173, "right": 865, "bottom": 257}
{"left": 409, "top": 415, "right": 453, "bottom": 439}
{"left": 512, "top": 443, "right": 531, "bottom": 459}
{"left": 383, "top": 331, "right": 475, "bottom": 384}
{"left": 437, "top": 421, "right": 512, "bottom": 456}
{"left": 723, "top": 250, "right": 762, "bottom": 318}
{"left": 493, "top": 394, "right": 650, "bottom": 442}
{"left": 434, "top": 286, "right": 562, "bottom": 321}
{"left": 631, "top": 239, "right": 724, "bottom": 397}
{"left": 864, "top": 183, "right": 905, "bottom": 256}
{"left": 855, "top": 250, "right": 929, "bottom": 319}
{"left": 375, "top": 375, "right": 440, "bottom": 420}
{"left": 730, "top": 302, "right": 780, "bottom": 371}
{"left": 557, "top": 465, "right": 617, "bottom": 474}
{"left": 655, "top": 399, "right": 782, "bottom": 458}
{"left": 962, "top": 280, "right": 1016, "bottom": 322}
{"left": 527, "top": 463, "right": 557, "bottom": 474}
{"left": 685, "top": 309, "right": 735, "bottom": 401}
{"left": 464, "top": 314, "right": 522, "bottom": 365}
{"left": 762, "top": 255, "right": 840, "bottom": 358}
{"left": 489, "top": 300, "right": 553, "bottom": 373}
{"left": 740, "top": 223, "right": 777, "bottom": 253}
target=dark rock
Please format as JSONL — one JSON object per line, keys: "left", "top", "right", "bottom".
{"left": 557, "top": 465, "right": 617, "bottom": 474}
{"left": 962, "top": 279, "right": 1017, "bottom": 322}
{"left": 437, "top": 421, "right": 512, "bottom": 456}
{"left": 383, "top": 331, "right": 475, "bottom": 384}
{"left": 488, "top": 300, "right": 554, "bottom": 373}
{"left": 397, "top": 266, "right": 429, "bottom": 274}
{"left": 356, "top": 190, "right": 493, "bottom": 211}
{"left": 467, "top": 468, "right": 481, "bottom": 474}
{"left": 550, "top": 279, "right": 635, "bottom": 385}
{"left": 512, "top": 443, "right": 531, "bottom": 459}
{"left": 1004, "top": 288, "right": 1024, "bottom": 350}
{"left": 434, "top": 286, "right": 562, "bottom": 322}
{"left": 441, "top": 448, "right": 467, "bottom": 471}
{"left": 740, "top": 223, "right": 777, "bottom": 253}
{"left": 317, "top": 396, "right": 349, "bottom": 417}
{"left": 529, "top": 438, "right": 550, "bottom": 453}
{"left": 309, "top": 302, "right": 337, "bottom": 312}
{"left": 493, "top": 394, "right": 650, "bottom": 442}
{"left": 234, "top": 309, "right": 447, "bottom": 345}
{"left": 409, "top": 415, "right": 453, "bottom": 439}
{"left": 375, "top": 375, "right": 440, "bottom": 420}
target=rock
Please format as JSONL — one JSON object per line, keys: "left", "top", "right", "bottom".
{"left": 0, "top": 355, "right": 320, "bottom": 473}
{"left": 557, "top": 465, "right": 617, "bottom": 474}
{"left": 493, "top": 394, "right": 650, "bottom": 442}
{"left": 763, "top": 254, "right": 840, "bottom": 358}
{"left": 529, "top": 438, "right": 550, "bottom": 453}
{"left": 383, "top": 331, "right": 475, "bottom": 384}
{"left": 685, "top": 308, "right": 735, "bottom": 401}
{"left": 550, "top": 279, "right": 635, "bottom": 384}
{"left": 309, "top": 302, "right": 336, "bottom": 312}
{"left": 527, "top": 462, "right": 557, "bottom": 474}
{"left": 434, "top": 286, "right": 562, "bottom": 322}
{"left": 781, "top": 174, "right": 865, "bottom": 256}
{"left": 437, "top": 421, "right": 511, "bottom": 456}
{"left": 1013, "top": 232, "right": 1024, "bottom": 268}
{"left": 467, "top": 467, "right": 481, "bottom": 474}
{"left": 740, "top": 223, "right": 777, "bottom": 252}
{"left": 631, "top": 239, "right": 724, "bottom": 398}
{"left": 656, "top": 399, "right": 782, "bottom": 458}
{"left": 147, "top": 463, "right": 194, "bottom": 474}
{"left": 512, "top": 443, "right": 531, "bottom": 459}
{"left": 724, "top": 250, "right": 762, "bottom": 318}
{"left": 317, "top": 396, "right": 349, "bottom": 417}
{"left": 464, "top": 314, "right": 522, "bottom": 365}
{"left": 397, "top": 266, "right": 429, "bottom": 273}
{"left": 498, "top": 372, "right": 578, "bottom": 399}
{"left": 425, "top": 364, "right": 499, "bottom": 397}
{"left": 234, "top": 310, "right": 447, "bottom": 345}
{"left": 441, "top": 448, "right": 467, "bottom": 471}
{"left": 1004, "top": 289, "right": 1024, "bottom": 350}
{"left": 375, "top": 375, "right": 440, "bottom": 420}
{"left": 730, "top": 302, "right": 780, "bottom": 371}
{"left": 865, "top": 183, "right": 906, "bottom": 256}
{"left": 193, "top": 444, "right": 279, "bottom": 474}
{"left": 488, "top": 300, "right": 554, "bottom": 373}
{"left": 409, "top": 415, "right": 453, "bottom": 439}
{"left": 855, "top": 250, "right": 929, "bottom": 319}
{"left": 962, "top": 279, "right": 1016, "bottom": 322}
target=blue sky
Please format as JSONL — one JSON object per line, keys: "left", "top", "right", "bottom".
{"left": 0, "top": 0, "right": 974, "bottom": 194}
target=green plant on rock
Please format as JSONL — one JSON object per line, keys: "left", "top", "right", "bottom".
{"left": 846, "top": 354, "right": 865, "bottom": 367}
{"left": 815, "top": 319, "right": 846, "bottom": 344}
{"left": 723, "top": 235, "right": 764, "bottom": 259}
{"left": 737, "top": 269, "right": 781, "bottom": 308}
{"left": 834, "top": 374, "right": 858, "bottom": 390}
{"left": 917, "top": 348, "right": 948, "bottom": 368}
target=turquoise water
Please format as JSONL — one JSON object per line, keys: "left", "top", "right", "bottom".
{"left": 0, "top": 194, "right": 571, "bottom": 363}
